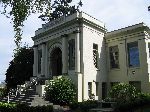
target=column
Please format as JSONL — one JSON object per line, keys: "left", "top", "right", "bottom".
{"left": 75, "top": 31, "right": 80, "bottom": 73}
{"left": 41, "top": 43, "right": 46, "bottom": 77}
{"left": 45, "top": 43, "right": 48, "bottom": 78}
{"left": 33, "top": 46, "right": 38, "bottom": 76}
{"left": 62, "top": 36, "right": 68, "bottom": 74}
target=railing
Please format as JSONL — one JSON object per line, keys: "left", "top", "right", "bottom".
{"left": 17, "top": 77, "right": 39, "bottom": 94}
{"left": 7, "top": 77, "right": 39, "bottom": 103}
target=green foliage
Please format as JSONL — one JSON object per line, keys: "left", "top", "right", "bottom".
{"left": 39, "top": 0, "right": 83, "bottom": 21}
{"left": 0, "top": 102, "right": 16, "bottom": 112}
{"left": 0, "top": 88, "right": 6, "bottom": 98}
{"left": 45, "top": 76, "right": 77, "bottom": 105}
{"left": 108, "top": 83, "right": 150, "bottom": 111}
{"left": 70, "top": 100, "right": 98, "bottom": 112}
{"left": 0, "top": 102, "right": 53, "bottom": 112}
{"left": 109, "top": 83, "right": 137, "bottom": 103}
{"left": 5, "top": 46, "right": 33, "bottom": 90}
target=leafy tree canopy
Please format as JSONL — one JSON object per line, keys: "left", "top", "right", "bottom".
{"left": 5, "top": 46, "right": 33, "bottom": 90}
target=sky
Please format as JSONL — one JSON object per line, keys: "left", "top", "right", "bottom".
{"left": 0, "top": 0, "right": 150, "bottom": 83}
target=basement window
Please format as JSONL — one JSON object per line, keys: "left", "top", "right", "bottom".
{"left": 88, "top": 82, "right": 92, "bottom": 96}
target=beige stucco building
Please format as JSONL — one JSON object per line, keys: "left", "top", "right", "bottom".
{"left": 32, "top": 12, "right": 150, "bottom": 102}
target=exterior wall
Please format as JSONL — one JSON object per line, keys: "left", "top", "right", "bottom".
{"left": 32, "top": 12, "right": 150, "bottom": 102}
{"left": 82, "top": 24, "right": 107, "bottom": 100}
{"left": 106, "top": 26, "right": 150, "bottom": 93}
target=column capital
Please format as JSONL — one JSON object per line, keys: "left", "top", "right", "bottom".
{"left": 61, "top": 34, "right": 68, "bottom": 37}
{"left": 40, "top": 42, "right": 46, "bottom": 45}
{"left": 73, "top": 30, "right": 81, "bottom": 34}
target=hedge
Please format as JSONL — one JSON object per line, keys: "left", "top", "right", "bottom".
{"left": 0, "top": 102, "right": 53, "bottom": 112}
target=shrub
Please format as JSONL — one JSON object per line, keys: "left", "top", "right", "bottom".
{"left": 45, "top": 76, "right": 77, "bottom": 105}
{"left": 0, "top": 88, "right": 6, "bottom": 98}
{"left": 0, "top": 102, "right": 53, "bottom": 112}
{"left": 109, "top": 83, "right": 137, "bottom": 103}
{"left": 108, "top": 83, "right": 150, "bottom": 111}
{"left": 70, "top": 100, "right": 98, "bottom": 112}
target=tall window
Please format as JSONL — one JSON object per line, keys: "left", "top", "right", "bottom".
{"left": 109, "top": 46, "right": 119, "bottom": 68}
{"left": 68, "top": 39, "right": 75, "bottom": 70}
{"left": 93, "top": 44, "right": 98, "bottom": 68}
{"left": 148, "top": 43, "right": 150, "bottom": 57}
{"left": 95, "top": 82, "right": 99, "bottom": 96}
{"left": 38, "top": 49, "right": 42, "bottom": 74}
{"left": 127, "top": 42, "right": 140, "bottom": 67}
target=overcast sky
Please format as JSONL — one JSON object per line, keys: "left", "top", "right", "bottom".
{"left": 0, "top": 0, "right": 150, "bottom": 82}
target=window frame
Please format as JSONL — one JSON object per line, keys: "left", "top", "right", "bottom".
{"left": 109, "top": 45, "right": 120, "bottom": 69}
{"left": 68, "top": 39, "right": 75, "bottom": 70}
{"left": 127, "top": 41, "right": 140, "bottom": 68}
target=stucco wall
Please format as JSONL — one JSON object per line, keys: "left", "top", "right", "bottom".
{"left": 82, "top": 24, "right": 107, "bottom": 100}
{"left": 106, "top": 28, "right": 150, "bottom": 93}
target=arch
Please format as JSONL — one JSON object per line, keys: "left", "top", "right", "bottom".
{"left": 48, "top": 43, "right": 62, "bottom": 76}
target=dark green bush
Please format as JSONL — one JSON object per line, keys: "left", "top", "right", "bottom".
{"left": 70, "top": 100, "right": 98, "bottom": 112}
{"left": 0, "top": 88, "right": 7, "bottom": 98}
{"left": 45, "top": 76, "right": 77, "bottom": 106}
{"left": 109, "top": 83, "right": 137, "bottom": 102}
{"left": 0, "top": 102, "right": 53, "bottom": 112}
{"left": 108, "top": 83, "right": 150, "bottom": 112}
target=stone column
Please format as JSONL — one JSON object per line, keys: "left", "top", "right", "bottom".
{"left": 41, "top": 43, "right": 46, "bottom": 77}
{"left": 62, "top": 35, "right": 68, "bottom": 74}
{"left": 75, "top": 31, "right": 80, "bottom": 73}
{"left": 45, "top": 42, "right": 48, "bottom": 78}
{"left": 33, "top": 46, "right": 38, "bottom": 76}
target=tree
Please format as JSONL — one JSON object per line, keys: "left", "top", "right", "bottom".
{"left": 39, "top": 0, "right": 83, "bottom": 21}
{"left": 5, "top": 46, "right": 33, "bottom": 90}
{"left": 45, "top": 76, "right": 77, "bottom": 105}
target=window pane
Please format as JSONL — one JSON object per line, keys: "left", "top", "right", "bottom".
{"left": 93, "top": 44, "right": 98, "bottom": 68}
{"left": 148, "top": 43, "right": 150, "bottom": 57}
{"left": 68, "top": 39, "right": 75, "bottom": 70}
{"left": 88, "top": 82, "right": 92, "bottom": 96}
{"left": 38, "top": 49, "right": 42, "bottom": 73}
{"left": 128, "top": 42, "right": 140, "bottom": 67}
{"left": 109, "top": 46, "right": 119, "bottom": 68}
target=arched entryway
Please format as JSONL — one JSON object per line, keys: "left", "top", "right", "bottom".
{"left": 50, "top": 47, "right": 62, "bottom": 76}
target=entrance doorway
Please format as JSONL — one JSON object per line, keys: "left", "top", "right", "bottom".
{"left": 50, "top": 47, "right": 62, "bottom": 76}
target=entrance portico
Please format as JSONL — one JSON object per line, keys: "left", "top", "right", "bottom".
{"left": 32, "top": 12, "right": 106, "bottom": 102}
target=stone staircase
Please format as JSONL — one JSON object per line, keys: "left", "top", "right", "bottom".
{"left": 0, "top": 77, "right": 52, "bottom": 106}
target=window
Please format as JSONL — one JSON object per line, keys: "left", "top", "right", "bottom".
{"left": 148, "top": 43, "right": 150, "bottom": 57}
{"left": 102, "top": 82, "right": 107, "bottom": 99}
{"left": 68, "top": 39, "right": 75, "bottom": 70}
{"left": 38, "top": 49, "right": 42, "bottom": 74}
{"left": 127, "top": 42, "right": 140, "bottom": 67}
{"left": 88, "top": 82, "right": 92, "bottom": 96}
{"left": 95, "top": 82, "right": 99, "bottom": 96}
{"left": 109, "top": 46, "right": 119, "bottom": 68}
{"left": 129, "top": 81, "right": 141, "bottom": 92}
{"left": 93, "top": 44, "right": 98, "bottom": 68}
